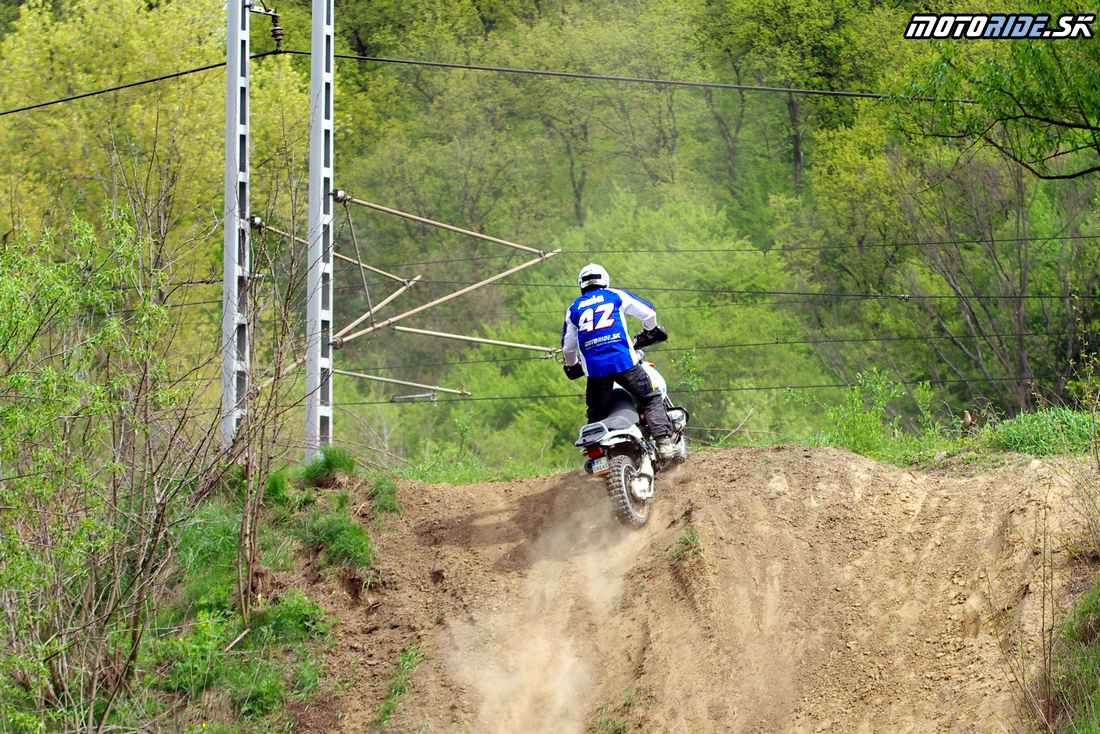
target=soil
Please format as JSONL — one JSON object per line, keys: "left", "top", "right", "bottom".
{"left": 284, "top": 445, "right": 1100, "bottom": 733}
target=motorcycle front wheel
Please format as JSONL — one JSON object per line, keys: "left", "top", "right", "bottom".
{"left": 606, "top": 454, "right": 651, "bottom": 528}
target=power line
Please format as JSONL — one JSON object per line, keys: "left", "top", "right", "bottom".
{"left": 321, "top": 50, "right": 889, "bottom": 100}
{"left": 338, "top": 373, "right": 1060, "bottom": 406}
{"left": 0, "top": 51, "right": 288, "bottom": 117}
{"left": 0, "top": 43, "right": 934, "bottom": 120}
{"left": 334, "top": 276, "right": 1097, "bottom": 303}
{"left": 341, "top": 328, "right": 1086, "bottom": 372}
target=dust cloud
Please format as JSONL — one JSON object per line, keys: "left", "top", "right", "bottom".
{"left": 446, "top": 481, "right": 649, "bottom": 733}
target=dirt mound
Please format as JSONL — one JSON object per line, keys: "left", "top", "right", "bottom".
{"left": 290, "top": 446, "right": 1093, "bottom": 733}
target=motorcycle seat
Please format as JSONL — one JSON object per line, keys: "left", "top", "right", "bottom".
{"left": 575, "top": 389, "right": 640, "bottom": 445}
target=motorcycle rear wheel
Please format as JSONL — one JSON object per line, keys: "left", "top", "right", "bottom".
{"left": 606, "top": 454, "right": 651, "bottom": 528}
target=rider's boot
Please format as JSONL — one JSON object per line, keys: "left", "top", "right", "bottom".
{"left": 657, "top": 436, "right": 677, "bottom": 460}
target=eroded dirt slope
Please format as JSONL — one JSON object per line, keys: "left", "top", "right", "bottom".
{"left": 290, "top": 446, "right": 1092, "bottom": 733}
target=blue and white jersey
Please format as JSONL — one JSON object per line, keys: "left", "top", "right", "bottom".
{"left": 561, "top": 287, "right": 658, "bottom": 377}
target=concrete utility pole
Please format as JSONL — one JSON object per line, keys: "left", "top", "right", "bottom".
{"left": 304, "top": 0, "right": 336, "bottom": 460}
{"left": 222, "top": 0, "right": 251, "bottom": 449}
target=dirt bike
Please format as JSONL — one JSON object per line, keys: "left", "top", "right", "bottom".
{"left": 573, "top": 328, "right": 689, "bottom": 528}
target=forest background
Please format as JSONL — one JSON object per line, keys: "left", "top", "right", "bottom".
{"left": 1, "top": 0, "right": 1098, "bottom": 468}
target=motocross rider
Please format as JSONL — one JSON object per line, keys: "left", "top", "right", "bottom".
{"left": 561, "top": 263, "right": 677, "bottom": 460}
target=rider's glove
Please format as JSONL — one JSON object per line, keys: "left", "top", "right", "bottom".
{"left": 563, "top": 363, "right": 584, "bottom": 380}
{"left": 633, "top": 325, "right": 668, "bottom": 349}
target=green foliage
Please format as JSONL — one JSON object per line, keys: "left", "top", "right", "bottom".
{"left": 374, "top": 643, "right": 425, "bottom": 728}
{"left": 895, "top": 2, "right": 1100, "bottom": 181}
{"left": 175, "top": 502, "right": 241, "bottom": 617}
{"left": 792, "top": 368, "right": 902, "bottom": 458}
{"left": 300, "top": 447, "right": 359, "bottom": 488}
{"left": 224, "top": 659, "right": 287, "bottom": 719}
{"left": 370, "top": 475, "right": 403, "bottom": 516}
{"left": 790, "top": 369, "right": 966, "bottom": 465}
{"left": 163, "top": 612, "right": 232, "bottom": 696}
{"left": 151, "top": 588, "right": 330, "bottom": 721}
{"left": 0, "top": 212, "right": 230, "bottom": 731}
{"left": 295, "top": 510, "right": 373, "bottom": 571}
{"left": 985, "top": 408, "right": 1097, "bottom": 457}
{"left": 1039, "top": 583, "right": 1100, "bottom": 732}
{"left": 249, "top": 590, "right": 333, "bottom": 645}
{"left": 395, "top": 453, "right": 567, "bottom": 484}
{"left": 669, "top": 524, "right": 703, "bottom": 560}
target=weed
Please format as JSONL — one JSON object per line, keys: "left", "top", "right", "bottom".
{"left": 453, "top": 409, "right": 479, "bottom": 459}
{"left": 669, "top": 524, "right": 702, "bottom": 560}
{"left": 162, "top": 611, "right": 231, "bottom": 696}
{"left": 589, "top": 713, "right": 630, "bottom": 734}
{"left": 249, "top": 590, "right": 333, "bottom": 645}
{"left": 264, "top": 469, "right": 292, "bottom": 507}
{"left": 672, "top": 348, "right": 711, "bottom": 414}
{"left": 621, "top": 686, "right": 645, "bottom": 708}
{"left": 374, "top": 643, "right": 425, "bottom": 727}
{"left": 788, "top": 369, "right": 974, "bottom": 465}
{"left": 1030, "top": 583, "right": 1100, "bottom": 731}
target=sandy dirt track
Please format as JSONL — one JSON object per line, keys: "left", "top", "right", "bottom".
{"left": 288, "top": 446, "right": 1093, "bottom": 733}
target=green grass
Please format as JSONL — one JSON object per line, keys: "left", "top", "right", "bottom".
{"left": 370, "top": 474, "right": 402, "bottom": 516}
{"left": 668, "top": 524, "right": 702, "bottom": 560}
{"left": 300, "top": 447, "right": 358, "bottom": 487}
{"left": 791, "top": 369, "right": 1098, "bottom": 466}
{"left": 396, "top": 453, "right": 570, "bottom": 485}
{"left": 373, "top": 644, "right": 425, "bottom": 728}
{"left": 174, "top": 501, "right": 241, "bottom": 617}
{"left": 588, "top": 687, "right": 645, "bottom": 733}
{"left": 294, "top": 509, "right": 373, "bottom": 571}
{"left": 1032, "top": 583, "right": 1100, "bottom": 732}
{"left": 985, "top": 407, "right": 1097, "bottom": 457}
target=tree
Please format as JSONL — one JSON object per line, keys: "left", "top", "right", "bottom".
{"left": 776, "top": 106, "right": 1100, "bottom": 417}
{"left": 896, "top": 4, "right": 1100, "bottom": 180}
{"left": 0, "top": 214, "right": 236, "bottom": 730}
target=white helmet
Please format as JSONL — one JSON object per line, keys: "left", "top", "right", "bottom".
{"left": 577, "top": 263, "right": 610, "bottom": 292}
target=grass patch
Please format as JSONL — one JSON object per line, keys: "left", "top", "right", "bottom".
{"left": 1030, "top": 583, "right": 1100, "bottom": 732}
{"left": 985, "top": 407, "right": 1097, "bottom": 457}
{"left": 588, "top": 687, "right": 645, "bottom": 733}
{"left": 370, "top": 474, "right": 402, "bottom": 516}
{"left": 148, "top": 589, "right": 332, "bottom": 723}
{"left": 249, "top": 590, "right": 333, "bottom": 645}
{"left": 397, "top": 453, "right": 569, "bottom": 485}
{"left": 294, "top": 509, "right": 373, "bottom": 571}
{"left": 791, "top": 369, "right": 1098, "bottom": 466}
{"left": 373, "top": 643, "right": 425, "bottom": 728}
{"left": 173, "top": 501, "right": 241, "bottom": 617}
{"left": 300, "top": 447, "right": 358, "bottom": 488}
{"left": 669, "top": 524, "right": 702, "bottom": 560}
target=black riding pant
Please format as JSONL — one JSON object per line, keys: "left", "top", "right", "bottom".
{"left": 586, "top": 363, "right": 674, "bottom": 440}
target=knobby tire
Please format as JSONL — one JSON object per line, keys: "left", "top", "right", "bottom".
{"left": 606, "top": 454, "right": 650, "bottom": 528}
